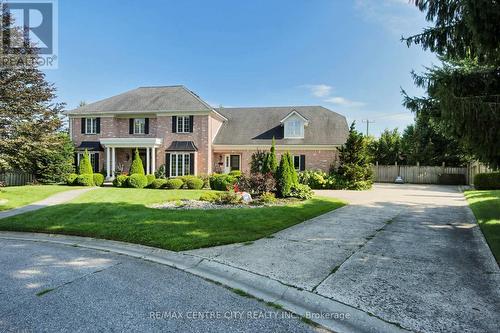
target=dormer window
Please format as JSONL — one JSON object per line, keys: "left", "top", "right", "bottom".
{"left": 285, "top": 119, "right": 304, "bottom": 138}
{"left": 281, "top": 110, "right": 308, "bottom": 139}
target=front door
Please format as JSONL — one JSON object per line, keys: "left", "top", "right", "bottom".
{"left": 224, "top": 154, "right": 240, "bottom": 173}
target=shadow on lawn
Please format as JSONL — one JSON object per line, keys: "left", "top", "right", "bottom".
{"left": 0, "top": 198, "right": 343, "bottom": 251}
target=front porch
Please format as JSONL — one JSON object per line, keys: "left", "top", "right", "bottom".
{"left": 100, "top": 138, "right": 163, "bottom": 180}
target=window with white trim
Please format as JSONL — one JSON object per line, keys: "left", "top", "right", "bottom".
{"left": 85, "top": 118, "right": 97, "bottom": 134}
{"left": 134, "top": 118, "right": 146, "bottom": 134}
{"left": 170, "top": 153, "right": 191, "bottom": 177}
{"left": 177, "top": 116, "right": 190, "bottom": 133}
{"left": 293, "top": 155, "right": 301, "bottom": 171}
{"left": 284, "top": 118, "right": 304, "bottom": 138}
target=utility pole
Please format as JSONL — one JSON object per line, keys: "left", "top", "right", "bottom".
{"left": 362, "top": 119, "right": 375, "bottom": 136}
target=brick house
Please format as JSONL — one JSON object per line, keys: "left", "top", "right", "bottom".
{"left": 67, "top": 86, "right": 348, "bottom": 179}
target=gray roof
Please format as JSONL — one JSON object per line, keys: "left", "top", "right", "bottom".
{"left": 214, "top": 106, "right": 348, "bottom": 146}
{"left": 67, "top": 86, "right": 213, "bottom": 114}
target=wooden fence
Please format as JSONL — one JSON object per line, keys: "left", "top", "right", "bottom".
{"left": 372, "top": 164, "right": 468, "bottom": 184}
{"left": 0, "top": 172, "right": 35, "bottom": 186}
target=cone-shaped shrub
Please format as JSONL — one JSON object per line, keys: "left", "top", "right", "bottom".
{"left": 287, "top": 152, "right": 298, "bottom": 186}
{"left": 79, "top": 149, "right": 94, "bottom": 175}
{"left": 129, "top": 148, "right": 145, "bottom": 175}
{"left": 268, "top": 137, "right": 278, "bottom": 174}
{"left": 277, "top": 152, "right": 294, "bottom": 197}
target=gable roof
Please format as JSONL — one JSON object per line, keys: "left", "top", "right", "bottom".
{"left": 213, "top": 106, "right": 348, "bottom": 146}
{"left": 280, "top": 109, "right": 309, "bottom": 124}
{"left": 67, "top": 85, "right": 213, "bottom": 115}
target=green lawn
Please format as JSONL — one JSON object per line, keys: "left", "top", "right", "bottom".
{"left": 0, "top": 185, "right": 81, "bottom": 211}
{"left": 465, "top": 190, "right": 500, "bottom": 264}
{"left": 0, "top": 187, "right": 345, "bottom": 251}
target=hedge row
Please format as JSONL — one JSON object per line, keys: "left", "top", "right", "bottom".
{"left": 113, "top": 175, "right": 206, "bottom": 190}
{"left": 65, "top": 173, "right": 104, "bottom": 187}
{"left": 474, "top": 172, "right": 500, "bottom": 190}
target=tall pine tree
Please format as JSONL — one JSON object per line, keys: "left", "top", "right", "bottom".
{"left": 402, "top": 0, "right": 500, "bottom": 167}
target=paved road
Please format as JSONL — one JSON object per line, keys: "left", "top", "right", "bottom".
{"left": 0, "top": 239, "right": 319, "bottom": 333}
{"left": 187, "top": 184, "right": 500, "bottom": 333}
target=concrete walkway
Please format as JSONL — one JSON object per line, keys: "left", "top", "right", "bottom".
{"left": 185, "top": 184, "right": 500, "bottom": 333}
{"left": 0, "top": 187, "right": 98, "bottom": 219}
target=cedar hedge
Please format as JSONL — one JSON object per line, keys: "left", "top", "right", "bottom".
{"left": 474, "top": 172, "right": 500, "bottom": 190}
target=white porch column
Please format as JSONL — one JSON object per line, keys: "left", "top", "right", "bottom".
{"left": 111, "top": 147, "right": 116, "bottom": 179}
{"left": 146, "top": 147, "right": 150, "bottom": 174}
{"left": 106, "top": 146, "right": 111, "bottom": 180}
{"left": 151, "top": 147, "right": 156, "bottom": 174}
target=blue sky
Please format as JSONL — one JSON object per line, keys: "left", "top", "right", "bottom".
{"left": 46, "top": 0, "right": 436, "bottom": 136}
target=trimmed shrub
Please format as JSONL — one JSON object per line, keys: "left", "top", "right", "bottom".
{"left": 438, "top": 173, "right": 466, "bottom": 185}
{"left": 66, "top": 173, "right": 78, "bottom": 186}
{"left": 185, "top": 177, "right": 204, "bottom": 189}
{"left": 298, "top": 170, "right": 344, "bottom": 189}
{"left": 150, "top": 179, "right": 168, "bottom": 189}
{"left": 93, "top": 174, "right": 105, "bottom": 187}
{"left": 474, "top": 172, "right": 500, "bottom": 190}
{"left": 209, "top": 174, "right": 238, "bottom": 191}
{"left": 127, "top": 174, "right": 148, "bottom": 188}
{"left": 75, "top": 174, "right": 94, "bottom": 186}
{"left": 146, "top": 174, "right": 156, "bottom": 187}
{"left": 78, "top": 149, "right": 93, "bottom": 175}
{"left": 199, "top": 192, "right": 220, "bottom": 202}
{"left": 129, "top": 149, "right": 145, "bottom": 175}
{"left": 113, "top": 175, "right": 129, "bottom": 187}
{"left": 277, "top": 152, "right": 294, "bottom": 197}
{"left": 290, "top": 184, "right": 313, "bottom": 200}
{"left": 165, "top": 178, "right": 184, "bottom": 189}
{"left": 228, "top": 170, "right": 242, "bottom": 178}
{"left": 259, "top": 191, "right": 277, "bottom": 204}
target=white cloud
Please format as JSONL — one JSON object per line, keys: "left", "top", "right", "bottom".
{"left": 301, "top": 83, "right": 365, "bottom": 109}
{"left": 303, "top": 84, "right": 332, "bottom": 97}
{"left": 311, "top": 84, "right": 332, "bottom": 97}
{"left": 324, "top": 96, "right": 365, "bottom": 108}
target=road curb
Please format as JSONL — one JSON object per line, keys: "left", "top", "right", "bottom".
{"left": 0, "top": 231, "right": 410, "bottom": 333}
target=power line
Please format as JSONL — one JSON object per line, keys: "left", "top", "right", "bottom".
{"left": 362, "top": 119, "right": 375, "bottom": 136}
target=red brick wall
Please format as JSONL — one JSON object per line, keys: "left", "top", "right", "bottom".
{"left": 70, "top": 115, "right": 339, "bottom": 176}
{"left": 212, "top": 149, "right": 339, "bottom": 174}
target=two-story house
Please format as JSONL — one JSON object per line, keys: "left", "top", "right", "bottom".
{"left": 67, "top": 85, "right": 348, "bottom": 179}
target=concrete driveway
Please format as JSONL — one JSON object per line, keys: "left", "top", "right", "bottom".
{"left": 0, "top": 239, "right": 317, "bottom": 333}
{"left": 187, "top": 184, "right": 500, "bottom": 332}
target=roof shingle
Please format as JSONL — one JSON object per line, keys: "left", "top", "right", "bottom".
{"left": 67, "top": 86, "right": 213, "bottom": 114}
{"left": 214, "top": 106, "right": 348, "bottom": 146}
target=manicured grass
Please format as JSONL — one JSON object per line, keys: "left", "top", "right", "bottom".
{"left": 465, "top": 190, "right": 500, "bottom": 264}
{"left": 0, "top": 185, "right": 81, "bottom": 211}
{"left": 0, "top": 187, "right": 345, "bottom": 251}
